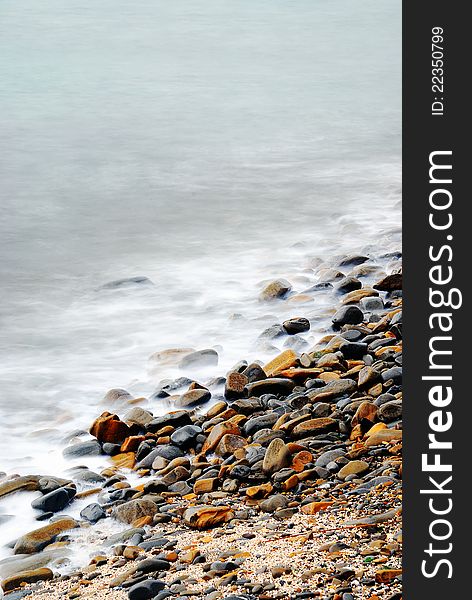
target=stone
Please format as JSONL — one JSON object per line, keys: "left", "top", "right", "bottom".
{"left": 13, "top": 518, "right": 78, "bottom": 554}
{"left": 262, "top": 439, "right": 292, "bottom": 475}
{"left": 0, "top": 476, "right": 41, "bottom": 498}
{"left": 259, "top": 494, "right": 289, "bottom": 513}
{"left": 263, "top": 350, "right": 298, "bottom": 377}
{"left": 215, "top": 435, "right": 247, "bottom": 457}
{"left": 112, "top": 499, "right": 158, "bottom": 524}
{"left": 177, "top": 389, "right": 211, "bottom": 408}
{"left": 342, "top": 288, "right": 378, "bottom": 304}
{"left": 374, "top": 274, "right": 402, "bottom": 291}
{"left": 202, "top": 422, "right": 241, "bottom": 453}
{"left": 128, "top": 579, "right": 166, "bottom": 600}
{"left": 259, "top": 279, "right": 292, "bottom": 301}
{"left": 170, "top": 425, "right": 203, "bottom": 448}
{"left": 225, "top": 372, "right": 248, "bottom": 400}
{"left": 135, "top": 558, "right": 171, "bottom": 574}
{"left": 90, "top": 412, "right": 131, "bottom": 444}
{"left": 245, "top": 378, "right": 295, "bottom": 397}
{"left": 365, "top": 429, "right": 402, "bottom": 446}
{"left": 307, "top": 378, "right": 356, "bottom": 401}
{"left": 375, "top": 569, "right": 402, "bottom": 583}
{"left": 332, "top": 305, "right": 364, "bottom": 327}
{"left": 315, "top": 449, "right": 346, "bottom": 468}
{"left": 378, "top": 400, "right": 402, "bottom": 422}
{"left": 339, "top": 342, "right": 367, "bottom": 359}
{"left": 351, "top": 401, "right": 378, "bottom": 428}
{"left": 103, "top": 388, "right": 133, "bottom": 403}
{"left": 147, "top": 411, "right": 192, "bottom": 432}
{"left": 194, "top": 478, "right": 219, "bottom": 494}
{"left": 338, "top": 460, "right": 369, "bottom": 480}
{"left": 62, "top": 440, "right": 101, "bottom": 458}
{"left": 292, "top": 418, "right": 337, "bottom": 438}
{"left": 245, "top": 483, "right": 273, "bottom": 499}
{"left": 242, "top": 363, "right": 266, "bottom": 383}
{"left": 243, "top": 413, "right": 279, "bottom": 437}
{"left": 179, "top": 349, "right": 219, "bottom": 370}
{"left": 124, "top": 407, "right": 154, "bottom": 427}
{"left": 300, "top": 501, "right": 334, "bottom": 515}
{"left": 282, "top": 317, "right": 310, "bottom": 335}
{"left": 358, "top": 366, "right": 380, "bottom": 388}
{"left": 80, "top": 503, "right": 106, "bottom": 523}
{"left": 1, "top": 568, "right": 53, "bottom": 592}
{"left": 183, "top": 506, "right": 234, "bottom": 529}
{"left": 31, "top": 488, "right": 70, "bottom": 513}
{"left": 336, "top": 277, "right": 362, "bottom": 294}
{"left": 339, "top": 254, "right": 369, "bottom": 267}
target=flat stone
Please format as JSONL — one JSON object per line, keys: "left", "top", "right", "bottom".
{"left": 202, "top": 422, "right": 241, "bottom": 454}
{"left": 183, "top": 506, "right": 234, "bottom": 529}
{"left": 338, "top": 460, "right": 369, "bottom": 480}
{"left": 179, "top": 349, "right": 219, "bottom": 370}
{"left": 13, "top": 518, "right": 78, "bottom": 554}
{"left": 263, "top": 350, "right": 298, "bottom": 377}
{"left": 0, "top": 476, "right": 41, "bottom": 498}
{"left": 112, "top": 499, "right": 158, "bottom": 525}
{"left": 1, "top": 568, "right": 53, "bottom": 592}
{"left": 292, "top": 418, "right": 337, "bottom": 438}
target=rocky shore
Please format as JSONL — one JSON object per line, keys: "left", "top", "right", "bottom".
{"left": 0, "top": 252, "right": 403, "bottom": 600}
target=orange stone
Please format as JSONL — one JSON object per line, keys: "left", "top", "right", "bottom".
{"left": 121, "top": 436, "right": 145, "bottom": 452}
{"left": 110, "top": 452, "right": 136, "bottom": 469}
{"left": 301, "top": 501, "right": 334, "bottom": 515}
{"left": 202, "top": 421, "right": 241, "bottom": 453}
{"left": 90, "top": 412, "right": 131, "bottom": 444}
{"left": 263, "top": 350, "right": 298, "bottom": 377}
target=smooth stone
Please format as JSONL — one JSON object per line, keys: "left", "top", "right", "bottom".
{"left": 112, "top": 499, "right": 158, "bottom": 525}
{"left": 13, "top": 518, "right": 78, "bottom": 555}
{"left": 147, "top": 411, "right": 192, "bottom": 432}
{"left": 245, "top": 378, "right": 295, "bottom": 397}
{"left": 282, "top": 318, "right": 310, "bottom": 335}
{"left": 332, "top": 305, "right": 364, "bottom": 327}
{"left": 0, "top": 476, "right": 42, "bottom": 499}
{"left": 170, "top": 425, "right": 203, "bottom": 448}
{"left": 80, "top": 503, "right": 106, "bottom": 523}
{"left": 128, "top": 579, "right": 165, "bottom": 600}
{"left": 62, "top": 440, "right": 101, "bottom": 458}
{"left": 31, "top": 488, "right": 70, "bottom": 514}
{"left": 183, "top": 506, "right": 234, "bottom": 529}
{"left": 315, "top": 449, "right": 346, "bottom": 468}
{"left": 259, "top": 495, "right": 289, "bottom": 513}
{"left": 177, "top": 389, "right": 211, "bottom": 408}
{"left": 259, "top": 279, "right": 292, "bottom": 301}
{"left": 1, "top": 567, "right": 53, "bottom": 592}
{"left": 179, "top": 349, "right": 219, "bottom": 370}
{"left": 338, "top": 460, "right": 370, "bottom": 480}
{"left": 262, "top": 439, "right": 292, "bottom": 475}
{"left": 243, "top": 413, "right": 279, "bottom": 437}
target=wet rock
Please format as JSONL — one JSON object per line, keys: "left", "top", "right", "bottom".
{"left": 0, "top": 476, "right": 41, "bottom": 498}
{"left": 378, "top": 400, "right": 402, "bottom": 422}
{"left": 282, "top": 317, "right": 310, "bottom": 335}
{"left": 365, "top": 429, "right": 402, "bottom": 446}
{"left": 147, "top": 411, "right": 192, "bottom": 432}
{"left": 292, "top": 418, "right": 337, "bottom": 438}
{"left": 170, "top": 425, "right": 203, "bottom": 448}
{"left": 13, "top": 518, "right": 78, "bottom": 554}
{"left": 183, "top": 506, "right": 234, "bottom": 529}
{"left": 242, "top": 363, "right": 266, "bottom": 383}
{"left": 80, "top": 503, "right": 106, "bottom": 523}
{"left": 374, "top": 273, "right": 402, "bottom": 291}
{"left": 263, "top": 350, "right": 298, "bottom": 377}
{"left": 179, "top": 349, "right": 219, "bottom": 370}
{"left": 124, "top": 407, "right": 154, "bottom": 428}
{"left": 339, "top": 342, "right": 367, "bottom": 359}
{"left": 332, "top": 306, "right": 364, "bottom": 327}
{"left": 259, "top": 494, "right": 289, "bottom": 513}
{"left": 262, "top": 439, "right": 292, "bottom": 475}
{"left": 307, "top": 379, "right": 356, "bottom": 401}
{"left": 177, "top": 389, "right": 211, "bottom": 408}
{"left": 215, "top": 434, "right": 247, "bottom": 457}
{"left": 245, "top": 378, "right": 295, "bottom": 397}
{"left": 90, "top": 412, "right": 132, "bottom": 444}
{"left": 225, "top": 372, "right": 248, "bottom": 400}
{"left": 338, "top": 460, "right": 369, "bottom": 480}
{"left": 128, "top": 579, "right": 166, "bottom": 600}
{"left": 203, "top": 422, "right": 241, "bottom": 453}
{"left": 259, "top": 279, "right": 292, "bottom": 301}
{"left": 112, "top": 499, "right": 158, "bottom": 525}
{"left": 335, "top": 277, "right": 362, "bottom": 294}
{"left": 339, "top": 254, "right": 369, "bottom": 267}
{"left": 243, "top": 413, "right": 279, "bottom": 437}
{"left": 63, "top": 440, "right": 101, "bottom": 458}
{"left": 1, "top": 567, "right": 53, "bottom": 592}
{"left": 135, "top": 558, "right": 171, "bottom": 574}
{"left": 31, "top": 488, "right": 70, "bottom": 513}
{"left": 315, "top": 449, "right": 346, "bottom": 468}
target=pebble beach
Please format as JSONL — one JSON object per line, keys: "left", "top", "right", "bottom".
{"left": 0, "top": 248, "right": 403, "bottom": 600}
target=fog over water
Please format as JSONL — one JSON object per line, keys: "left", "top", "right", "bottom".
{"left": 0, "top": 0, "right": 400, "bottom": 567}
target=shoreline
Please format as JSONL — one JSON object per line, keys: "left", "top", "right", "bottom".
{"left": 0, "top": 250, "right": 403, "bottom": 600}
